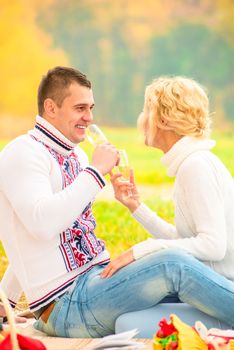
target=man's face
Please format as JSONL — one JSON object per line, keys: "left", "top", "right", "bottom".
{"left": 47, "top": 83, "right": 95, "bottom": 144}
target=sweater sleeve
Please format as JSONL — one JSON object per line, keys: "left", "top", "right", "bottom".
{"left": 0, "top": 138, "right": 106, "bottom": 240}
{"left": 132, "top": 203, "right": 178, "bottom": 239}
{"left": 133, "top": 157, "right": 227, "bottom": 261}
{"left": 0, "top": 266, "right": 22, "bottom": 308}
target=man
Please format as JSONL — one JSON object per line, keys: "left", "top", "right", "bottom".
{"left": 0, "top": 66, "right": 119, "bottom": 331}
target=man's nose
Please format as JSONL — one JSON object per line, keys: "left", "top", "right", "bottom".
{"left": 83, "top": 109, "right": 93, "bottom": 121}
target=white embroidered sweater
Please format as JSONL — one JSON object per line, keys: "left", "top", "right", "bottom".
{"left": 0, "top": 116, "right": 109, "bottom": 311}
{"left": 132, "top": 136, "right": 234, "bottom": 282}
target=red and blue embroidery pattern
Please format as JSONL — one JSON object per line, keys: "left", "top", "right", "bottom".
{"left": 32, "top": 137, "right": 106, "bottom": 272}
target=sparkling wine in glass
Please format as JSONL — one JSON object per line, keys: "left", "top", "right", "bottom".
{"left": 86, "top": 124, "right": 108, "bottom": 145}
{"left": 118, "top": 149, "right": 130, "bottom": 182}
{"left": 117, "top": 149, "right": 133, "bottom": 199}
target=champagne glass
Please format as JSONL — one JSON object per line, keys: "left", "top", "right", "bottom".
{"left": 118, "top": 149, "right": 132, "bottom": 197}
{"left": 86, "top": 125, "right": 132, "bottom": 196}
{"left": 118, "top": 150, "right": 130, "bottom": 181}
{"left": 86, "top": 124, "right": 108, "bottom": 145}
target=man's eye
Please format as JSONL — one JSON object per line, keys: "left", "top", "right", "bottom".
{"left": 77, "top": 107, "right": 84, "bottom": 111}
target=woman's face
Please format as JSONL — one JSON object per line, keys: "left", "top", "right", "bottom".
{"left": 139, "top": 90, "right": 184, "bottom": 152}
{"left": 145, "top": 115, "right": 183, "bottom": 153}
{"left": 138, "top": 107, "right": 161, "bottom": 149}
{"left": 138, "top": 111, "right": 151, "bottom": 146}
{"left": 150, "top": 126, "right": 166, "bottom": 151}
{"left": 139, "top": 110, "right": 178, "bottom": 153}
{"left": 138, "top": 97, "right": 173, "bottom": 151}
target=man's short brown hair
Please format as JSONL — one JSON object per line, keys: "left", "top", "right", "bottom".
{"left": 37, "top": 66, "right": 91, "bottom": 116}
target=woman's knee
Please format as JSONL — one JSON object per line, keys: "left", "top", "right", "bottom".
{"left": 149, "top": 248, "right": 195, "bottom": 265}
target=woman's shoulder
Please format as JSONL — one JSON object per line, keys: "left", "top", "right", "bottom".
{"left": 177, "top": 150, "right": 222, "bottom": 179}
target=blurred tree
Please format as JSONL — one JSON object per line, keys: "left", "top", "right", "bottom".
{"left": 147, "top": 24, "right": 234, "bottom": 85}
{"left": 37, "top": 0, "right": 234, "bottom": 126}
{"left": 146, "top": 23, "right": 234, "bottom": 121}
{"left": 38, "top": 1, "right": 141, "bottom": 125}
{"left": 223, "top": 87, "right": 234, "bottom": 122}
{"left": 215, "top": 0, "right": 234, "bottom": 47}
{"left": 0, "top": 0, "right": 68, "bottom": 120}
{"left": 1, "top": 0, "right": 233, "bottom": 130}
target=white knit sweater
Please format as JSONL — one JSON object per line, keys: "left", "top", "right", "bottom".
{"left": 132, "top": 136, "right": 234, "bottom": 281}
{"left": 0, "top": 116, "right": 110, "bottom": 311}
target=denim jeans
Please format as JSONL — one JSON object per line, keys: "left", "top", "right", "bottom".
{"left": 34, "top": 249, "right": 234, "bottom": 337}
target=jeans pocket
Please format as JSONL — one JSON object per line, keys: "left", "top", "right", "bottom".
{"left": 65, "top": 301, "right": 113, "bottom": 338}
{"left": 37, "top": 298, "right": 67, "bottom": 337}
{"left": 85, "top": 304, "right": 115, "bottom": 337}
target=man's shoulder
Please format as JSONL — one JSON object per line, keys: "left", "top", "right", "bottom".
{"left": 0, "top": 133, "right": 52, "bottom": 179}
{"left": 1, "top": 133, "right": 40, "bottom": 154}
{"left": 0, "top": 133, "right": 48, "bottom": 166}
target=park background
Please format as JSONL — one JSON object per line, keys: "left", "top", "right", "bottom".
{"left": 0, "top": 0, "right": 234, "bottom": 281}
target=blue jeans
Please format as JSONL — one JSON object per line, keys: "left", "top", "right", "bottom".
{"left": 34, "top": 249, "right": 234, "bottom": 337}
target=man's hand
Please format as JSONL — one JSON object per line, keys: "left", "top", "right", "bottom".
{"left": 100, "top": 250, "right": 135, "bottom": 278}
{"left": 13, "top": 315, "right": 27, "bottom": 323}
{"left": 0, "top": 303, "right": 27, "bottom": 323}
{"left": 91, "top": 143, "right": 120, "bottom": 175}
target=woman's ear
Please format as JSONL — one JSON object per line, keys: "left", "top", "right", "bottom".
{"left": 161, "top": 118, "right": 167, "bottom": 126}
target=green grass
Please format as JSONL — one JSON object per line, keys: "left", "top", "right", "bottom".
{"left": 0, "top": 140, "right": 9, "bottom": 149}
{"left": 92, "top": 198, "right": 174, "bottom": 259}
{"left": 0, "top": 128, "right": 234, "bottom": 278}
{"left": 211, "top": 131, "right": 234, "bottom": 175}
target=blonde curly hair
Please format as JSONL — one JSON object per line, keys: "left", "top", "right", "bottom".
{"left": 138, "top": 76, "right": 211, "bottom": 145}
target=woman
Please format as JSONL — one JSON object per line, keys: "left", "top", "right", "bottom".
{"left": 101, "top": 76, "right": 234, "bottom": 325}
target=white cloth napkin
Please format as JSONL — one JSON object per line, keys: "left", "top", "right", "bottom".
{"left": 88, "top": 329, "right": 145, "bottom": 350}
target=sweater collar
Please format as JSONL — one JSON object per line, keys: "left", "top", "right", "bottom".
{"left": 161, "top": 136, "right": 216, "bottom": 177}
{"left": 29, "top": 115, "right": 77, "bottom": 156}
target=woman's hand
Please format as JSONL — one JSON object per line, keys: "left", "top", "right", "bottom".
{"left": 110, "top": 169, "right": 141, "bottom": 212}
{"left": 100, "top": 250, "right": 135, "bottom": 278}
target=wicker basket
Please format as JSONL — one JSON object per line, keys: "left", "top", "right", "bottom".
{"left": 0, "top": 289, "right": 19, "bottom": 350}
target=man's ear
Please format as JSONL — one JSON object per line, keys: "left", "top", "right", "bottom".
{"left": 43, "top": 98, "right": 57, "bottom": 119}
